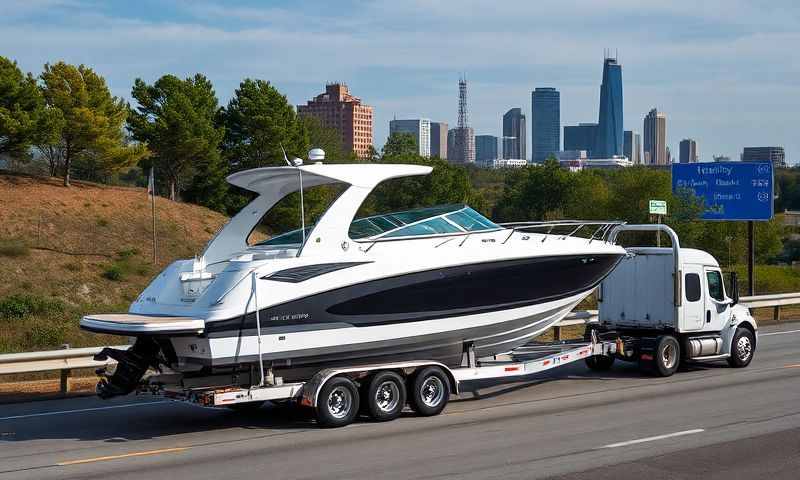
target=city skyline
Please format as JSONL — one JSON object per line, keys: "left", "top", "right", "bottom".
{"left": 2, "top": 0, "right": 796, "bottom": 163}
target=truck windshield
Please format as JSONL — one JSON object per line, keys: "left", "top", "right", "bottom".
{"left": 706, "top": 270, "right": 725, "bottom": 302}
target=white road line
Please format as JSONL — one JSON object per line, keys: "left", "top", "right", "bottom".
{"left": 0, "top": 400, "right": 173, "bottom": 421}
{"left": 598, "top": 429, "right": 705, "bottom": 449}
{"left": 760, "top": 329, "right": 800, "bottom": 337}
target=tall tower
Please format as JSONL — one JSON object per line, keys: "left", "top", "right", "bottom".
{"left": 594, "top": 53, "right": 623, "bottom": 159}
{"left": 502, "top": 108, "right": 526, "bottom": 160}
{"left": 451, "top": 76, "right": 475, "bottom": 164}
{"left": 643, "top": 108, "right": 667, "bottom": 165}
{"left": 531, "top": 87, "right": 560, "bottom": 163}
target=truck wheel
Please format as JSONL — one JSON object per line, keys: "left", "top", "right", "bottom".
{"left": 585, "top": 355, "right": 615, "bottom": 371}
{"left": 316, "top": 376, "right": 360, "bottom": 428}
{"left": 365, "top": 371, "right": 406, "bottom": 421}
{"left": 639, "top": 335, "right": 681, "bottom": 377}
{"left": 727, "top": 328, "right": 755, "bottom": 368}
{"left": 408, "top": 366, "right": 449, "bottom": 417}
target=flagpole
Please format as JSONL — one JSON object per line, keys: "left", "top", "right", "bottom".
{"left": 149, "top": 167, "right": 157, "bottom": 264}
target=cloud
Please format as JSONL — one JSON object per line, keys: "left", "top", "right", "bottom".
{"left": 1, "top": 0, "right": 798, "bottom": 161}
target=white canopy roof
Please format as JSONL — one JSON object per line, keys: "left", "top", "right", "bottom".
{"left": 227, "top": 163, "right": 433, "bottom": 192}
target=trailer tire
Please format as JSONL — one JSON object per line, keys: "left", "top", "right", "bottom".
{"left": 408, "top": 366, "right": 449, "bottom": 417}
{"left": 365, "top": 371, "right": 406, "bottom": 422}
{"left": 642, "top": 335, "right": 680, "bottom": 377}
{"left": 316, "top": 376, "right": 360, "bottom": 428}
{"left": 727, "top": 327, "right": 755, "bottom": 368}
{"left": 585, "top": 355, "right": 615, "bottom": 371}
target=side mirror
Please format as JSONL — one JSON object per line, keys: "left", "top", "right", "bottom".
{"left": 729, "top": 271, "right": 739, "bottom": 305}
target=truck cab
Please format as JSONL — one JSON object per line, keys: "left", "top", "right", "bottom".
{"left": 593, "top": 224, "right": 757, "bottom": 376}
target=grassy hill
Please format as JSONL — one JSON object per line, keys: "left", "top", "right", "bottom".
{"left": 0, "top": 172, "right": 228, "bottom": 353}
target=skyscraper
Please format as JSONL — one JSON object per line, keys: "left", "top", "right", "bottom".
{"left": 624, "top": 130, "right": 641, "bottom": 164}
{"left": 594, "top": 55, "right": 623, "bottom": 159}
{"left": 475, "top": 135, "right": 498, "bottom": 163}
{"left": 564, "top": 123, "right": 598, "bottom": 156}
{"left": 429, "top": 121, "right": 448, "bottom": 159}
{"left": 742, "top": 146, "right": 785, "bottom": 167}
{"left": 502, "top": 108, "right": 526, "bottom": 159}
{"left": 643, "top": 108, "right": 667, "bottom": 165}
{"left": 298, "top": 83, "right": 373, "bottom": 159}
{"left": 450, "top": 77, "right": 475, "bottom": 164}
{"left": 531, "top": 88, "right": 560, "bottom": 163}
{"left": 389, "top": 118, "right": 431, "bottom": 157}
{"left": 679, "top": 138, "right": 698, "bottom": 163}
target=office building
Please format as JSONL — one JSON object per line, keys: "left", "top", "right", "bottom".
{"left": 430, "top": 121, "right": 448, "bottom": 159}
{"left": 298, "top": 83, "right": 373, "bottom": 159}
{"left": 475, "top": 135, "right": 499, "bottom": 162}
{"left": 564, "top": 123, "right": 598, "bottom": 157}
{"left": 389, "top": 118, "right": 431, "bottom": 158}
{"left": 554, "top": 150, "right": 589, "bottom": 161}
{"left": 502, "top": 108, "right": 526, "bottom": 160}
{"left": 448, "top": 127, "right": 475, "bottom": 164}
{"left": 742, "top": 146, "right": 786, "bottom": 167}
{"left": 643, "top": 108, "right": 667, "bottom": 165}
{"left": 679, "top": 138, "right": 698, "bottom": 163}
{"left": 531, "top": 88, "right": 560, "bottom": 163}
{"left": 623, "top": 130, "right": 641, "bottom": 165}
{"left": 594, "top": 56, "right": 624, "bottom": 158}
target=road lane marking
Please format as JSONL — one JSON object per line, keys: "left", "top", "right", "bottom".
{"left": 598, "top": 429, "right": 705, "bottom": 449}
{"left": 58, "top": 447, "right": 188, "bottom": 466}
{"left": 760, "top": 329, "right": 800, "bottom": 337}
{"left": 0, "top": 400, "right": 172, "bottom": 421}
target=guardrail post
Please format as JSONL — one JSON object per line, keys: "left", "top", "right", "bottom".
{"left": 60, "top": 368, "right": 71, "bottom": 395}
{"left": 773, "top": 306, "right": 781, "bottom": 323}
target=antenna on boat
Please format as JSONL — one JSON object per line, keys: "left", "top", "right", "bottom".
{"left": 282, "top": 144, "right": 306, "bottom": 248}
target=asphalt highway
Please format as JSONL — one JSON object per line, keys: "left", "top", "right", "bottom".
{"left": 1, "top": 324, "right": 799, "bottom": 480}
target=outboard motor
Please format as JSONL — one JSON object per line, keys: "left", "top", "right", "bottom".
{"left": 94, "top": 338, "right": 163, "bottom": 399}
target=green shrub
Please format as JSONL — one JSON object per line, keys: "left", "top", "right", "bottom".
{"left": 0, "top": 294, "right": 65, "bottom": 319}
{"left": 96, "top": 218, "right": 109, "bottom": 227}
{"left": 102, "top": 263, "right": 124, "bottom": 281}
{"left": 0, "top": 239, "right": 29, "bottom": 257}
{"left": 117, "top": 247, "right": 140, "bottom": 260}
{"left": 24, "top": 321, "right": 66, "bottom": 349}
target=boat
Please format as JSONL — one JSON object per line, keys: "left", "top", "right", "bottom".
{"left": 80, "top": 150, "right": 627, "bottom": 399}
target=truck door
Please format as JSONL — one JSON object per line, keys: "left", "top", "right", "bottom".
{"left": 682, "top": 266, "right": 705, "bottom": 331}
{"left": 703, "top": 268, "right": 728, "bottom": 331}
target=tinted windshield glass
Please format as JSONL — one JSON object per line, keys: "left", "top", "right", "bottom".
{"left": 349, "top": 204, "right": 499, "bottom": 240}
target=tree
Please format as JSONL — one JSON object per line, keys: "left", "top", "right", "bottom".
{"left": 39, "top": 62, "right": 147, "bottom": 186}
{"left": 382, "top": 132, "right": 418, "bottom": 157}
{"left": 0, "top": 57, "right": 51, "bottom": 162}
{"left": 128, "top": 74, "right": 225, "bottom": 202}
{"left": 221, "top": 78, "right": 307, "bottom": 170}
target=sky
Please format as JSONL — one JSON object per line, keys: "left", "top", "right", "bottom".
{"left": 2, "top": 0, "right": 799, "bottom": 163}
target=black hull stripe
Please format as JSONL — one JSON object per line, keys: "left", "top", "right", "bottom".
{"left": 205, "top": 253, "right": 623, "bottom": 335}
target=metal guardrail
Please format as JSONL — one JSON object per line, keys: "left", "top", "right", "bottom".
{"left": 1, "top": 292, "right": 799, "bottom": 394}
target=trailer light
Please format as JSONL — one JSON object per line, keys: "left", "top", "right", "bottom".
{"left": 504, "top": 366, "right": 520, "bottom": 372}
{"left": 641, "top": 353, "right": 653, "bottom": 361}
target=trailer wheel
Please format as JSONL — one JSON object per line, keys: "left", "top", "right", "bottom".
{"left": 408, "top": 366, "right": 449, "bottom": 417}
{"left": 315, "top": 376, "right": 360, "bottom": 428}
{"left": 585, "top": 355, "right": 615, "bottom": 371}
{"left": 641, "top": 335, "right": 680, "bottom": 377}
{"left": 365, "top": 371, "right": 406, "bottom": 421}
{"left": 727, "top": 327, "right": 755, "bottom": 368}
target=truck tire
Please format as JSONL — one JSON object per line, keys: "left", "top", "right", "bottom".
{"left": 315, "top": 376, "right": 360, "bottom": 428}
{"left": 727, "top": 327, "right": 755, "bottom": 368}
{"left": 639, "top": 335, "right": 680, "bottom": 377}
{"left": 585, "top": 355, "right": 615, "bottom": 371}
{"left": 408, "top": 366, "right": 449, "bottom": 417}
{"left": 365, "top": 371, "right": 406, "bottom": 422}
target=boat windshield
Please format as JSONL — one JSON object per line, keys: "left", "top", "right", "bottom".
{"left": 349, "top": 204, "right": 501, "bottom": 240}
{"left": 257, "top": 204, "right": 500, "bottom": 246}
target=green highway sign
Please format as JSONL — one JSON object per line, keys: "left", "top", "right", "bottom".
{"left": 649, "top": 200, "right": 667, "bottom": 216}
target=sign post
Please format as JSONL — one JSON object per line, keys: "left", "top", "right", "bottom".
{"left": 649, "top": 200, "right": 667, "bottom": 247}
{"left": 672, "top": 162, "right": 774, "bottom": 295}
